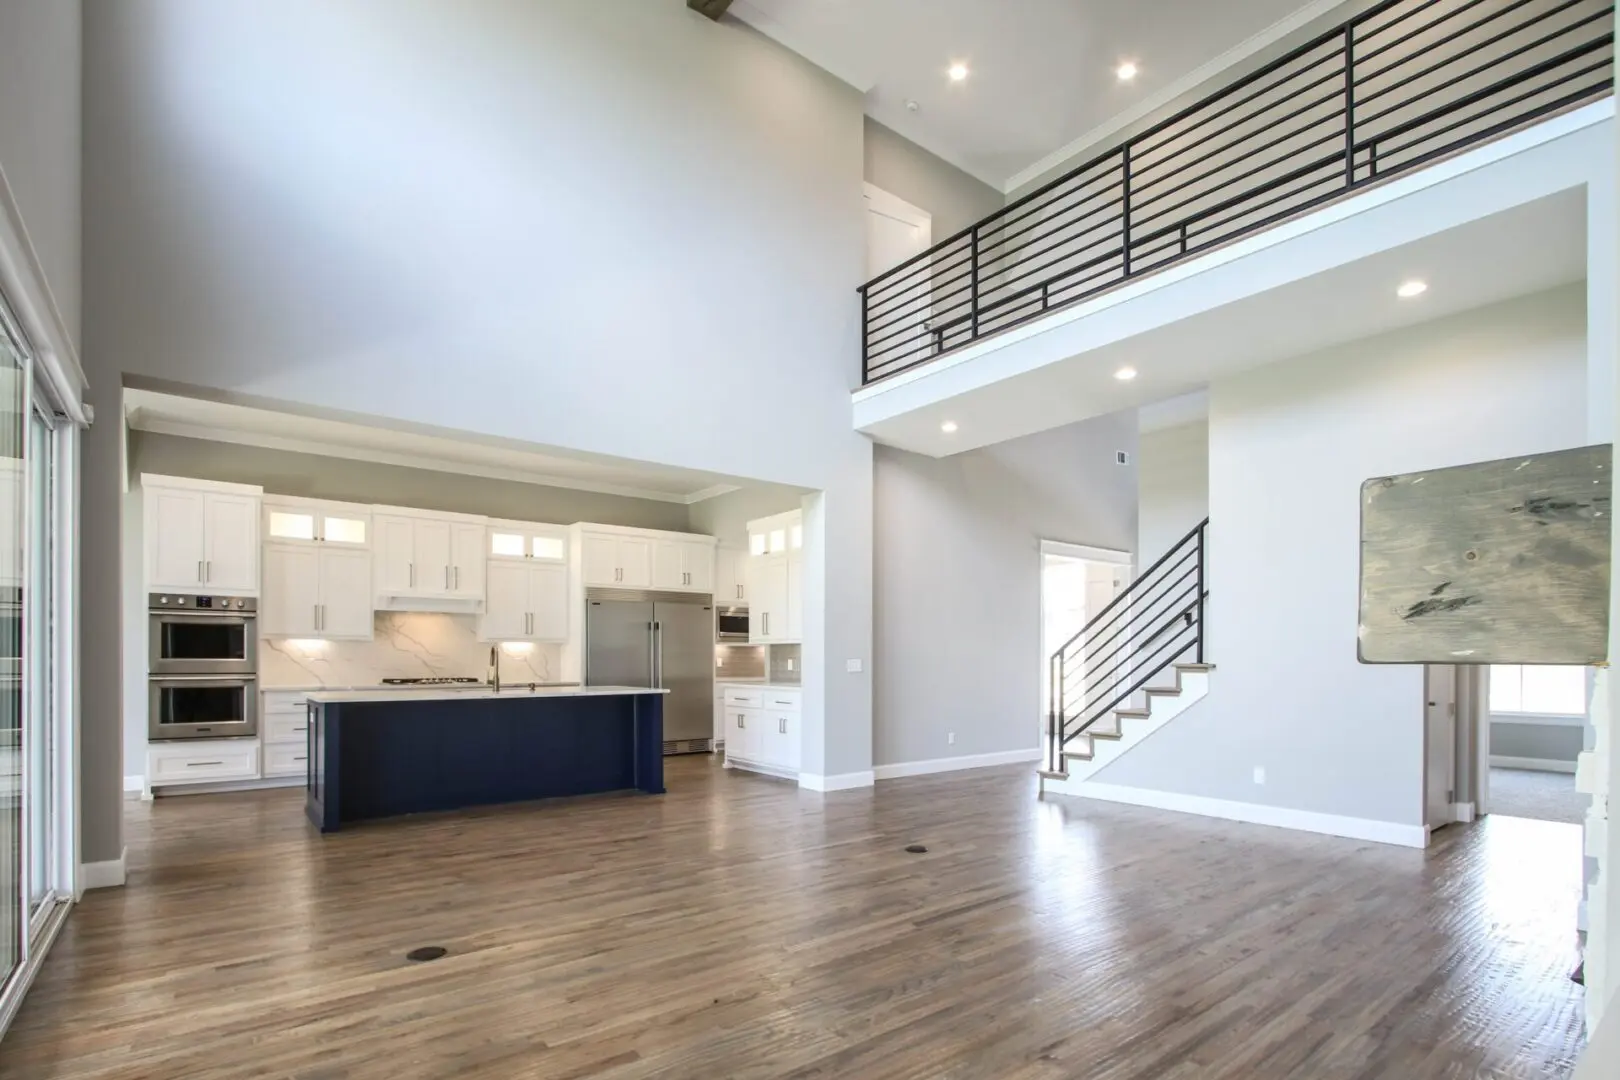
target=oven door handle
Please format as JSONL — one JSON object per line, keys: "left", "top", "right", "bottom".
{"left": 150, "top": 613, "right": 256, "bottom": 623}
{"left": 148, "top": 675, "right": 260, "bottom": 683}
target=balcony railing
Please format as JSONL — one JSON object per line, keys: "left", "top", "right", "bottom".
{"left": 859, "top": 0, "right": 1615, "bottom": 385}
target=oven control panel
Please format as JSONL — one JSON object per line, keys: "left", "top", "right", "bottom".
{"left": 149, "top": 594, "right": 257, "bottom": 612}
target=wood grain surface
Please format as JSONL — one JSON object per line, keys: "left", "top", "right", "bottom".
{"left": 1360, "top": 443, "right": 1611, "bottom": 664}
{"left": 0, "top": 757, "right": 1588, "bottom": 1079}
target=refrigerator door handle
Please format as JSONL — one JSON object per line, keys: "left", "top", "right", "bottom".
{"left": 653, "top": 620, "right": 663, "bottom": 688}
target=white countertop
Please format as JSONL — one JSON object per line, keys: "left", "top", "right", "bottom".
{"left": 717, "top": 681, "right": 803, "bottom": 692}
{"left": 305, "top": 685, "right": 669, "bottom": 704}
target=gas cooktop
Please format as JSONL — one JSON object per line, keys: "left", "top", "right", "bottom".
{"left": 380, "top": 677, "right": 482, "bottom": 686}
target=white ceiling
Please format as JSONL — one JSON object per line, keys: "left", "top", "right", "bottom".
{"left": 731, "top": 0, "right": 1332, "bottom": 190}
{"left": 124, "top": 391, "right": 748, "bottom": 504}
{"left": 859, "top": 187, "right": 1587, "bottom": 456}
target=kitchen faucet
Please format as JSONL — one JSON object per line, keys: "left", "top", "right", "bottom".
{"left": 488, "top": 645, "right": 500, "bottom": 693}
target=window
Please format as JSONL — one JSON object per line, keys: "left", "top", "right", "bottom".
{"left": 1489, "top": 665, "right": 1587, "bottom": 716}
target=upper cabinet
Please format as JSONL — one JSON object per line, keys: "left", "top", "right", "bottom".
{"left": 261, "top": 544, "right": 374, "bottom": 640}
{"left": 713, "top": 546, "right": 747, "bottom": 604}
{"left": 479, "top": 561, "right": 568, "bottom": 642}
{"left": 487, "top": 520, "right": 568, "bottom": 563}
{"left": 652, "top": 537, "right": 714, "bottom": 593}
{"left": 744, "top": 510, "right": 803, "bottom": 643}
{"left": 577, "top": 526, "right": 715, "bottom": 593}
{"left": 371, "top": 507, "right": 487, "bottom": 606}
{"left": 264, "top": 498, "right": 371, "bottom": 548}
{"left": 144, "top": 475, "right": 262, "bottom": 596}
{"left": 579, "top": 531, "right": 653, "bottom": 589}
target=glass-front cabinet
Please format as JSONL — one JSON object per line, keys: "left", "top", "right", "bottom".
{"left": 264, "top": 498, "right": 371, "bottom": 548}
{"left": 486, "top": 520, "right": 568, "bottom": 562}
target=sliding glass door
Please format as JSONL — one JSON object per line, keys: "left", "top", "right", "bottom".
{"left": 25, "top": 403, "right": 54, "bottom": 923}
{"left": 0, "top": 310, "right": 22, "bottom": 992}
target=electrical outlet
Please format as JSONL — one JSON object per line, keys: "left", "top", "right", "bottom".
{"left": 846, "top": 659, "right": 863, "bottom": 673}
{"left": 1253, "top": 766, "right": 1266, "bottom": 785}
{"left": 948, "top": 731, "right": 955, "bottom": 745}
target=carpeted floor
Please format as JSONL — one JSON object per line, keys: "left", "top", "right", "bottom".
{"left": 1490, "top": 767, "right": 1586, "bottom": 825}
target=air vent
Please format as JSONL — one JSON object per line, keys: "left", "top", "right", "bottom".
{"left": 1116, "top": 450, "right": 1131, "bottom": 466}
{"left": 663, "top": 738, "right": 713, "bottom": 756}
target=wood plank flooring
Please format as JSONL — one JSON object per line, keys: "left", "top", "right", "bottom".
{"left": 0, "top": 757, "right": 1588, "bottom": 1079}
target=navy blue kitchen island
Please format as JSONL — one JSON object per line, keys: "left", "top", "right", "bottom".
{"left": 304, "top": 686, "right": 667, "bottom": 832}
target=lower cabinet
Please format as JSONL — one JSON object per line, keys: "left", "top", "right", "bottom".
{"left": 720, "top": 685, "right": 800, "bottom": 776}
{"left": 146, "top": 739, "right": 259, "bottom": 789}
{"left": 262, "top": 692, "right": 313, "bottom": 779}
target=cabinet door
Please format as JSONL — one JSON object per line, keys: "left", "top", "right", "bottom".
{"left": 618, "top": 536, "right": 653, "bottom": 588}
{"left": 771, "top": 710, "right": 801, "bottom": 771}
{"left": 261, "top": 545, "right": 319, "bottom": 637}
{"left": 729, "top": 707, "right": 763, "bottom": 760}
{"left": 785, "top": 552, "right": 804, "bottom": 642}
{"left": 683, "top": 543, "right": 714, "bottom": 594}
{"left": 320, "top": 511, "right": 369, "bottom": 547}
{"left": 317, "top": 548, "right": 374, "bottom": 639}
{"left": 745, "top": 557, "right": 768, "bottom": 642}
{"left": 147, "top": 487, "right": 206, "bottom": 589}
{"left": 449, "top": 522, "right": 485, "bottom": 597}
{"left": 203, "top": 493, "right": 259, "bottom": 592}
{"left": 730, "top": 549, "right": 748, "bottom": 603}
{"left": 374, "top": 516, "right": 416, "bottom": 593}
{"left": 528, "top": 563, "right": 569, "bottom": 641}
{"left": 480, "top": 560, "right": 530, "bottom": 641}
{"left": 414, "top": 519, "right": 453, "bottom": 593}
{"left": 581, "top": 534, "right": 619, "bottom": 587}
{"left": 652, "top": 539, "right": 685, "bottom": 591}
{"left": 760, "top": 555, "right": 790, "bottom": 642}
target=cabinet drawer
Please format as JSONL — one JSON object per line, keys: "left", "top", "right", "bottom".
{"left": 764, "top": 690, "right": 801, "bottom": 711}
{"left": 148, "top": 741, "right": 259, "bottom": 785}
{"left": 723, "top": 687, "right": 764, "bottom": 708}
{"left": 263, "top": 691, "right": 313, "bottom": 713}
{"left": 264, "top": 711, "right": 310, "bottom": 745}
{"left": 263, "top": 743, "right": 311, "bottom": 777}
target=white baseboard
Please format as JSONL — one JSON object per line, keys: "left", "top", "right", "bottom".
{"left": 1452, "top": 802, "right": 1477, "bottom": 823}
{"left": 80, "top": 846, "right": 128, "bottom": 890}
{"left": 124, "top": 775, "right": 144, "bottom": 793}
{"left": 1053, "top": 781, "right": 1429, "bottom": 849}
{"left": 1491, "top": 754, "right": 1578, "bottom": 774}
{"left": 799, "top": 770, "right": 875, "bottom": 792}
{"left": 874, "top": 747, "right": 1042, "bottom": 781}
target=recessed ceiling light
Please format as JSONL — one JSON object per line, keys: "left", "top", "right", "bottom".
{"left": 905, "top": 99, "right": 920, "bottom": 112}
{"left": 1116, "top": 61, "right": 1139, "bottom": 81}
{"left": 1397, "top": 279, "right": 1428, "bottom": 298}
{"left": 948, "top": 62, "right": 970, "bottom": 82}
{"left": 941, "top": 420, "right": 959, "bottom": 433}
{"left": 1114, "top": 366, "right": 1138, "bottom": 381}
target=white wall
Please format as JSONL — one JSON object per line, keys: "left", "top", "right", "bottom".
{"left": 863, "top": 117, "right": 1003, "bottom": 240}
{"left": 1137, "top": 420, "right": 1208, "bottom": 565}
{"left": 1095, "top": 285, "right": 1589, "bottom": 827}
{"left": 874, "top": 412, "right": 1137, "bottom": 767}
{"left": 83, "top": 0, "right": 876, "bottom": 851}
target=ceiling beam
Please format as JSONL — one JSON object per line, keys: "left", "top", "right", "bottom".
{"left": 687, "top": 0, "right": 733, "bottom": 21}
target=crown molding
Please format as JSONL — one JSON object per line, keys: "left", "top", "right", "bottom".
{"left": 129, "top": 416, "right": 724, "bottom": 506}
{"left": 1001, "top": 0, "right": 1355, "bottom": 195}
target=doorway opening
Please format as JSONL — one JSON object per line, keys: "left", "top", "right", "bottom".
{"left": 1483, "top": 663, "right": 1590, "bottom": 826}
{"left": 1040, "top": 541, "right": 1131, "bottom": 741}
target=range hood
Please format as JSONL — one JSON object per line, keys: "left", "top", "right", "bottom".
{"left": 374, "top": 593, "right": 486, "bottom": 615}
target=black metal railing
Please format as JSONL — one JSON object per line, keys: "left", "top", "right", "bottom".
{"left": 860, "top": 0, "right": 1614, "bottom": 384}
{"left": 1047, "top": 519, "right": 1208, "bottom": 773}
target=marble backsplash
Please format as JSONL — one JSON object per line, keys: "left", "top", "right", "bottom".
{"left": 261, "top": 612, "right": 561, "bottom": 688}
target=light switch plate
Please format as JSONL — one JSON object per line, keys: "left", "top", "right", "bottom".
{"left": 846, "top": 658, "right": 863, "bottom": 673}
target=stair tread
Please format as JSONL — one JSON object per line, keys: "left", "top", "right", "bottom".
{"left": 1175, "top": 662, "right": 1215, "bottom": 672}
{"left": 1115, "top": 708, "right": 1150, "bottom": 718}
{"left": 1145, "top": 687, "right": 1181, "bottom": 697}
{"left": 1037, "top": 769, "right": 1069, "bottom": 781}
{"left": 1062, "top": 747, "right": 1094, "bottom": 761}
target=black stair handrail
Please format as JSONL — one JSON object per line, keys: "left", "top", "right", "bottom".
{"left": 860, "top": 0, "right": 1615, "bottom": 384}
{"left": 1047, "top": 519, "right": 1209, "bottom": 773}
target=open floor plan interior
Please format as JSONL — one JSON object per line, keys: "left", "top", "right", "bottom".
{"left": 1, "top": 0, "right": 1619, "bottom": 1075}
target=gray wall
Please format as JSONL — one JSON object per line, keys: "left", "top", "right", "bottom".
{"left": 83, "top": 0, "right": 878, "bottom": 851}
{"left": 874, "top": 413, "right": 1137, "bottom": 767}
{"left": 130, "top": 432, "right": 694, "bottom": 530}
{"left": 685, "top": 483, "right": 811, "bottom": 551}
{"left": 1491, "top": 720, "right": 1584, "bottom": 764}
{"left": 0, "top": 0, "right": 81, "bottom": 346}
{"left": 1137, "top": 420, "right": 1208, "bottom": 566}
{"left": 863, "top": 117, "right": 1003, "bottom": 240}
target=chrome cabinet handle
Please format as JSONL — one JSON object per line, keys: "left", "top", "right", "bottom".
{"left": 197, "top": 560, "right": 204, "bottom": 583}
{"left": 409, "top": 563, "right": 415, "bottom": 587}
{"left": 186, "top": 761, "right": 224, "bottom": 767}
{"left": 206, "top": 560, "right": 211, "bottom": 582}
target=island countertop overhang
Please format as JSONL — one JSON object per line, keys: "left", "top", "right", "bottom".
{"left": 303, "top": 686, "right": 671, "bottom": 704}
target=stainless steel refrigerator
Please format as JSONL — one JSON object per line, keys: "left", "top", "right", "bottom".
{"left": 585, "top": 593, "right": 714, "bottom": 751}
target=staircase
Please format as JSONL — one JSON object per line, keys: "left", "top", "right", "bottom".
{"left": 1041, "top": 519, "right": 1210, "bottom": 790}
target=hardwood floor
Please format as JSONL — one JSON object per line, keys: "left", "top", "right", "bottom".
{"left": 0, "top": 757, "right": 1587, "bottom": 1079}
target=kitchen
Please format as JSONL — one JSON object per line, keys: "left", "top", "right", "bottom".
{"left": 124, "top": 393, "right": 810, "bottom": 823}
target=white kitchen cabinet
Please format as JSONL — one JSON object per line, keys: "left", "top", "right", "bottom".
{"left": 261, "top": 543, "right": 374, "bottom": 639}
{"left": 263, "top": 743, "right": 311, "bottom": 778}
{"left": 581, "top": 532, "right": 653, "bottom": 588}
{"left": 720, "top": 684, "right": 799, "bottom": 774}
{"left": 653, "top": 538, "right": 715, "bottom": 593}
{"left": 264, "top": 498, "right": 371, "bottom": 548}
{"left": 487, "top": 521, "right": 568, "bottom": 562}
{"left": 727, "top": 706, "right": 763, "bottom": 762}
{"left": 763, "top": 710, "right": 800, "bottom": 771}
{"left": 144, "top": 476, "right": 262, "bottom": 595}
{"left": 146, "top": 739, "right": 259, "bottom": 788}
{"left": 478, "top": 561, "right": 568, "bottom": 641}
{"left": 713, "top": 546, "right": 747, "bottom": 604}
{"left": 744, "top": 510, "right": 803, "bottom": 644}
{"left": 786, "top": 552, "right": 803, "bottom": 641}
{"left": 372, "top": 509, "right": 487, "bottom": 603}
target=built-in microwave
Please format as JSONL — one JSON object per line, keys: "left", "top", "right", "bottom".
{"left": 716, "top": 606, "right": 749, "bottom": 643}
{"left": 149, "top": 593, "right": 257, "bottom": 676}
